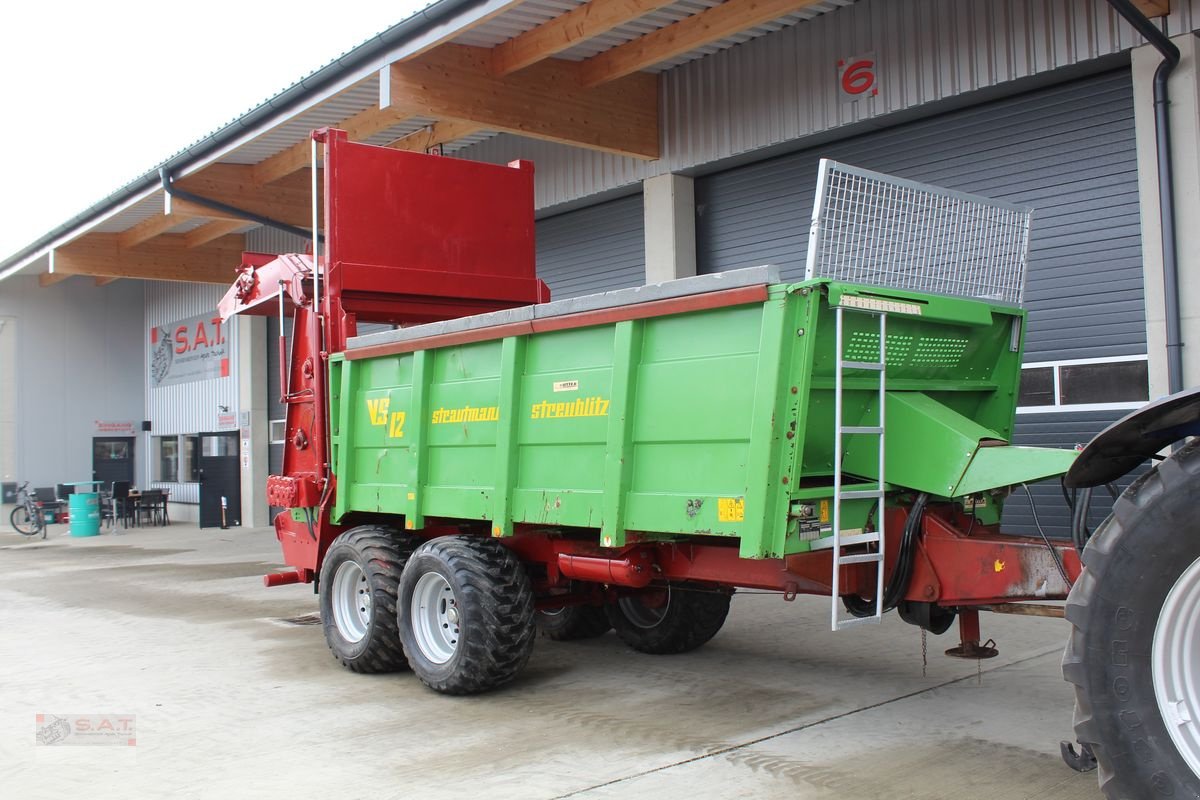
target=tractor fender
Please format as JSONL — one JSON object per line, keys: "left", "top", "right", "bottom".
{"left": 1064, "top": 386, "right": 1200, "bottom": 488}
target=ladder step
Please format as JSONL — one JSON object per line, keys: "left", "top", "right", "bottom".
{"left": 809, "top": 531, "right": 880, "bottom": 551}
{"left": 840, "top": 489, "right": 884, "bottom": 500}
{"left": 840, "top": 426, "right": 883, "bottom": 435}
{"left": 833, "top": 615, "right": 882, "bottom": 631}
{"left": 839, "top": 360, "right": 884, "bottom": 371}
{"left": 838, "top": 552, "right": 884, "bottom": 566}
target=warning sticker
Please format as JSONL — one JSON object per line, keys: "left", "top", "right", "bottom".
{"left": 718, "top": 497, "right": 745, "bottom": 522}
{"left": 819, "top": 500, "right": 830, "bottom": 524}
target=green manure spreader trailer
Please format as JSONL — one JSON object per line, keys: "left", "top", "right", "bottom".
{"left": 221, "top": 129, "right": 1200, "bottom": 797}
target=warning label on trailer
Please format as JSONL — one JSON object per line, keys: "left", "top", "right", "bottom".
{"left": 718, "top": 497, "right": 745, "bottom": 522}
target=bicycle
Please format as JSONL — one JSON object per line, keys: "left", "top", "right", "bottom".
{"left": 10, "top": 482, "right": 48, "bottom": 538}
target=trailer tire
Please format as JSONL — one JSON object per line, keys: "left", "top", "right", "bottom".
{"left": 537, "top": 604, "right": 612, "bottom": 641}
{"left": 397, "top": 536, "right": 536, "bottom": 695}
{"left": 1064, "top": 438, "right": 1200, "bottom": 799}
{"left": 319, "top": 525, "right": 419, "bottom": 674}
{"left": 606, "top": 585, "right": 731, "bottom": 655}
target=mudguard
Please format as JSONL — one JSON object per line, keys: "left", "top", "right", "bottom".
{"left": 1064, "top": 386, "right": 1200, "bottom": 488}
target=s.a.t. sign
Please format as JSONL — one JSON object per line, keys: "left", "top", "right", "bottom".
{"left": 838, "top": 54, "right": 878, "bottom": 101}
{"left": 150, "top": 313, "right": 230, "bottom": 388}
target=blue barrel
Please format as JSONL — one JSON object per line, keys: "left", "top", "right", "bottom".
{"left": 69, "top": 492, "right": 101, "bottom": 537}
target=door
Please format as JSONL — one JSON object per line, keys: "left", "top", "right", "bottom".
{"left": 93, "top": 437, "right": 134, "bottom": 489}
{"left": 198, "top": 432, "right": 241, "bottom": 528}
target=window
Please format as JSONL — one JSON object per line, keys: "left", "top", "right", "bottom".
{"left": 1017, "top": 356, "right": 1149, "bottom": 412}
{"left": 153, "top": 435, "right": 200, "bottom": 482}
{"left": 155, "top": 436, "right": 178, "bottom": 482}
{"left": 269, "top": 420, "right": 287, "bottom": 444}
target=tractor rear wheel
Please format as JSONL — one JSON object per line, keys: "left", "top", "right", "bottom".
{"left": 1064, "top": 439, "right": 1200, "bottom": 798}
{"left": 606, "top": 584, "right": 731, "bottom": 655}
{"left": 397, "top": 536, "right": 536, "bottom": 694}
{"left": 319, "top": 525, "right": 419, "bottom": 674}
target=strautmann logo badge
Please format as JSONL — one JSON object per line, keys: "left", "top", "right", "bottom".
{"left": 530, "top": 397, "right": 610, "bottom": 419}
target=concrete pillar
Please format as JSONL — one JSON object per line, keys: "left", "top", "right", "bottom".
{"left": 238, "top": 315, "right": 270, "bottom": 527}
{"left": 643, "top": 173, "right": 697, "bottom": 283}
{"left": 1131, "top": 35, "right": 1200, "bottom": 398}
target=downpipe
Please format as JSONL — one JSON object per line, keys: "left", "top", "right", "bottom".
{"left": 1105, "top": 0, "right": 1183, "bottom": 393}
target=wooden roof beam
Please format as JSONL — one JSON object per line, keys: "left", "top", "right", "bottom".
{"left": 1133, "top": 0, "right": 1170, "bottom": 17}
{"left": 185, "top": 219, "right": 250, "bottom": 249}
{"left": 579, "top": 0, "right": 826, "bottom": 87}
{"left": 386, "top": 44, "right": 659, "bottom": 159}
{"left": 174, "top": 164, "right": 320, "bottom": 230}
{"left": 50, "top": 234, "right": 246, "bottom": 284}
{"left": 119, "top": 211, "right": 189, "bottom": 250}
{"left": 490, "top": 0, "right": 676, "bottom": 76}
{"left": 388, "top": 120, "right": 485, "bottom": 153}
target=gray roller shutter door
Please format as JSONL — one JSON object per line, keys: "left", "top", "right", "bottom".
{"left": 697, "top": 70, "right": 1145, "bottom": 536}
{"left": 536, "top": 194, "right": 645, "bottom": 299}
{"left": 696, "top": 70, "right": 1144, "bottom": 363}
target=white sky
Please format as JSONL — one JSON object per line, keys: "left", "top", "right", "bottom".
{"left": 0, "top": 1, "right": 429, "bottom": 261}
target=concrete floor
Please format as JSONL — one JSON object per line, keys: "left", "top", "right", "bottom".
{"left": 0, "top": 513, "right": 1103, "bottom": 800}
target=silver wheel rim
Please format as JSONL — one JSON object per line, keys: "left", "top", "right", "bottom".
{"left": 331, "top": 560, "right": 371, "bottom": 643}
{"left": 411, "top": 572, "right": 460, "bottom": 664}
{"left": 618, "top": 586, "right": 671, "bottom": 629}
{"left": 1153, "top": 554, "right": 1200, "bottom": 779}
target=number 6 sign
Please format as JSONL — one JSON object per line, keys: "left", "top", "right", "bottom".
{"left": 838, "top": 54, "right": 878, "bottom": 101}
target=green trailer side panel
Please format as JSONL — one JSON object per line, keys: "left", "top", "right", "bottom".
{"left": 329, "top": 278, "right": 1060, "bottom": 558}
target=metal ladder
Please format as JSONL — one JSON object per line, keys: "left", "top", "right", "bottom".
{"left": 830, "top": 305, "right": 887, "bottom": 631}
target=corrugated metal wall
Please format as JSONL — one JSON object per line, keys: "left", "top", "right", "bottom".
{"left": 695, "top": 70, "right": 1144, "bottom": 363}
{"left": 145, "top": 282, "right": 237, "bottom": 503}
{"left": 456, "top": 0, "right": 1198, "bottom": 211}
{"left": 536, "top": 194, "right": 646, "bottom": 299}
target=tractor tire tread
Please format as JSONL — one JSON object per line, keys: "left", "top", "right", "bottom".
{"left": 321, "top": 525, "right": 419, "bottom": 674}
{"left": 1064, "top": 438, "right": 1200, "bottom": 799}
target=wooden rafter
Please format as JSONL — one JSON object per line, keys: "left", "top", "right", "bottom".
{"left": 490, "top": 0, "right": 676, "bottom": 76}
{"left": 185, "top": 219, "right": 249, "bottom": 249}
{"left": 579, "top": 0, "right": 826, "bottom": 87}
{"left": 251, "top": 105, "right": 415, "bottom": 185}
{"left": 175, "top": 164, "right": 320, "bottom": 230}
{"left": 1133, "top": 0, "right": 1170, "bottom": 17}
{"left": 38, "top": 272, "right": 70, "bottom": 287}
{"left": 388, "top": 120, "right": 484, "bottom": 152}
{"left": 387, "top": 44, "right": 659, "bottom": 159}
{"left": 51, "top": 234, "right": 246, "bottom": 284}
{"left": 119, "top": 212, "right": 189, "bottom": 250}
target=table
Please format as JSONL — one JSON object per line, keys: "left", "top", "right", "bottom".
{"left": 126, "top": 490, "right": 170, "bottom": 527}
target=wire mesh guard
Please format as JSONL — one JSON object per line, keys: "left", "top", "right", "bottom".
{"left": 804, "top": 159, "right": 1033, "bottom": 305}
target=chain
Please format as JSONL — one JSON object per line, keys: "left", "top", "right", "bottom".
{"left": 977, "top": 656, "right": 982, "bottom": 685}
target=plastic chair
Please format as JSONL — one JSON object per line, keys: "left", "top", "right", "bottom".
{"left": 108, "top": 481, "right": 132, "bottom": 528}
{"left": 136, "top": 490, "right": 164, "bottom": 526}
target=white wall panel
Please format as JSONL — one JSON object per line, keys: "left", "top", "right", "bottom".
{"left": 0, "top": 276, "right": 145, "bottom": 488}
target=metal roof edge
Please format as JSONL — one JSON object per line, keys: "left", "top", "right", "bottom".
{"left": 0, "top": 0, "right": 487, "bottom": 278}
